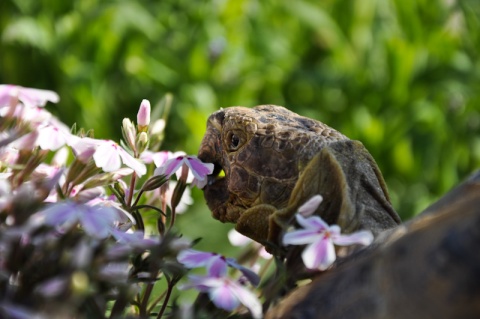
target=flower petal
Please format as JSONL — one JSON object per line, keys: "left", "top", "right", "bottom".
{"left": 117, "top": 147, "right": 146, "bottom": 176}
{"left": 283, "top": 229, "right": 322, "bottom": 246}
{"left": 69, "top": 136, "right": 100, "bottom": 162}
{"left": 190, "top": 176, "right": 208, "bottom": 189}
{"left": 332, "top": 230, "right": 374, "bottom": 246}
{"left": 80, "top": 206, "right": 116, "bottom": 238}
{"left": 177, "top": 249, "right": 216, "bottom": 268}
{"left": 185, "top": 156, "right": 214, "bottom": 180}
{"left": 18, "top": 87, "right": 59, "bottom": 107}
{"left": 302, "top": 238, "right": 336, "bottom": 270}
{"left": 156, "top": 157, "right": 184, "bottom": 177}
{"left": 228, "top": 229, "right": 252, "bottom": 246}
{"left": 298, "top": 195, "right": 323, "bottom": 217}
{"left": 178, "top": 275, "right": 219, "bottom": 293}
{"left": 295, "top": 214, "right": 329, "bottom": 230}
{"left": 229, "top": 281, "right": 263, "bottom": 319}
{"left": 209, "top": 281, "right": 240, "bottom": 311}
{"left": 36, "top": 125, "right": 69, "bottom": 151}
{"left": 93, "top": 142, "right": 122, "bottom": 172}
{"left": 40, "top": 202, "right": 78, "bottom": 226}
{"left": 208, "top": 255, "right": 228, "bottom": 277}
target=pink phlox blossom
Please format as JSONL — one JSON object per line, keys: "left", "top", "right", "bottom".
{"left": 0, "top": 103, "right": 52, "bottom": 127}
{"left": 35, "top": 119, "right": 73, "bottom": 151}
{"left": 140, "top": 150, "right": 172, "bottom": 166}
{"left": 177, "top": 249, "right": 259, "bottom": 286}
{"left": 3, "top": 112, "right": 71, "bottom": 151}
{"left": 93, "top": 140, "right": 146, "bottom": 176}
{"left": 0, "top": 84, "right": 59, "bottom": 109}
{"left": 108, "top": 229, "right": 160, "bottom": 258}
{"left": 31, "top": 201, "right": 119, "bottom": 238}
{"left": 110, "top": 229, "right": 159, "bottom": 248}
{"left": 179, "top": 274, "right": 262, "bottom": 319}
{"left": 17, "top": 105, "right": 52, "bottom": 127}
{"left": 68, "top": 136, "right": 99, "bottom": 162}
{"left": 178, "top": 250, "right": 261, "bottom": 318}
{"left": 283, "top": 213, "right": 374, "bottom": 270}
{"left": 69, "top": 137, "right": 146, "bottom": 177}
{"left": 154, "top": 154, "right": 213, "bottom": 189}
{"left": 86, "top": 195, "right": 135, "bottom": 226}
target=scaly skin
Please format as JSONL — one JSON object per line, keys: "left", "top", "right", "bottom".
{"left": 198, "top": 105, "right": 401, "bottom": 248}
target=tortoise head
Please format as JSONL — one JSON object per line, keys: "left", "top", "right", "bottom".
{"left": 197, "top": 105, "right": 347, "bottom": 224}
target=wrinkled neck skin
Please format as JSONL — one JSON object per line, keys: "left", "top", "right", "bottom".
{"left": 198, "top": 105, "right": 348, "bottom": 227}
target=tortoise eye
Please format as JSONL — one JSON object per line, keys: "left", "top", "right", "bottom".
{"left": 226, "top": 131, "right": 243, "bottom": 151}
{"left": 231, "top": 134, "right": 240, "bottom": 149}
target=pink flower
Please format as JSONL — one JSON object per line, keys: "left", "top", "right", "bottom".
{"left": 32, "top": 201, "right": 119, "bottom": 238}
{"left": 178, "top": 250, "right": 261, "bottom": 318}
{"left": 68, "top": 136, "right": 98, "bottom": 161}
{"left": 179, "top": 275, "right": 262, "bottom": 319}
{"left": 93, "top": 140, "right": 146, "bottom": 176}
{"left": 154, "top": 155, "right": 213, "bottom": 189}
{"left": 0, "top": 104, "right": 52, "bottom": 126}
{"left": 0, "top": 84, "right": 59, "bottom": 108}
{"left": 140, "top": 150, "right": 171, "bottom": 167}
{"left": 137, "top": 99, "right": 151, "bottom": 127}
{"left": 86, "top": 194, "right": 136, "bottom": 225}
{"left": 283, "top": 214, "right": 373, "bottom": 270}
{"left": 69, "top": 137, "right": 146, "bottom": 177}
{"left": 36, "top": 120, "right": 73, "bottom": 151}
{"left": 177, "top": 249, "right": 259, "bottom": 286}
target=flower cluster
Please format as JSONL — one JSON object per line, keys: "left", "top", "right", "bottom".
{"left": 0, "top": 84, "right": 226, "bottom": 318}
{"left": 177, "top": 249, "right": 262, "bottom": 318}
{"left": 0, "top": 84, "right": 377, "bottom": 319}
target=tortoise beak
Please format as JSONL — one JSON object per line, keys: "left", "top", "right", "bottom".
{"left": 198, "top": 110, "right": 230, "bottom": 221}
{"left": 198, "top": 110, "right": 224, "bottom": 179}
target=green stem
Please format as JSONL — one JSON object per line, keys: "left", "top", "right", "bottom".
{"left": 140, "top": 280, "right": 155, "bottom": 317}
{"left": 127, "top": 173, "right": 137, "bottom": 207}
{"left": 147, "top": 290, "right": 167, "bottom": 314}
{"left": 132, "top": 189, "right": 145, "bottom": 207}
{"left": 156, "top": 278, "right": 174, "bottom": 319}
{"left": 168, "top": 206, "right": 176, "bottom": 231}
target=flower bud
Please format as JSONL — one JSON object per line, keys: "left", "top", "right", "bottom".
{"left": 137, "top": 99, "right": 151, "bottom": 132}
{"left": 141, "top": 174, "right": 168, "bottom": 191}
{"left": 82, "top": 168, "right": 133, "bottom": 190}
{"left": 135, "top": 131, "right": 149, "bottom": 154}
{"left": 121, "top": 118, "right": 137, "bottom": 152}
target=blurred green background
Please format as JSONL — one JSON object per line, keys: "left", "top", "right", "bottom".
{"left": 1, "top": 0, "right": 480, "bottom": 251}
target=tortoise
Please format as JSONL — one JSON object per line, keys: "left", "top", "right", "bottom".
{"left": 197, "top": 105, "right": 480, "bottom": 318}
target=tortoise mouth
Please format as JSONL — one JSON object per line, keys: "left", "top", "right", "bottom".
{"left": 207, "top": 160, "right": 225, "bottom": 187}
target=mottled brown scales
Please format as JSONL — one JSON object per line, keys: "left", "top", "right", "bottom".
{"left": 198, "top": 105, "right": 400, "bottom": 246}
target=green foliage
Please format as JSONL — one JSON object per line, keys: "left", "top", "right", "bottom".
{"left": 1, "top": 0, "right": 479, "bottom": 220}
